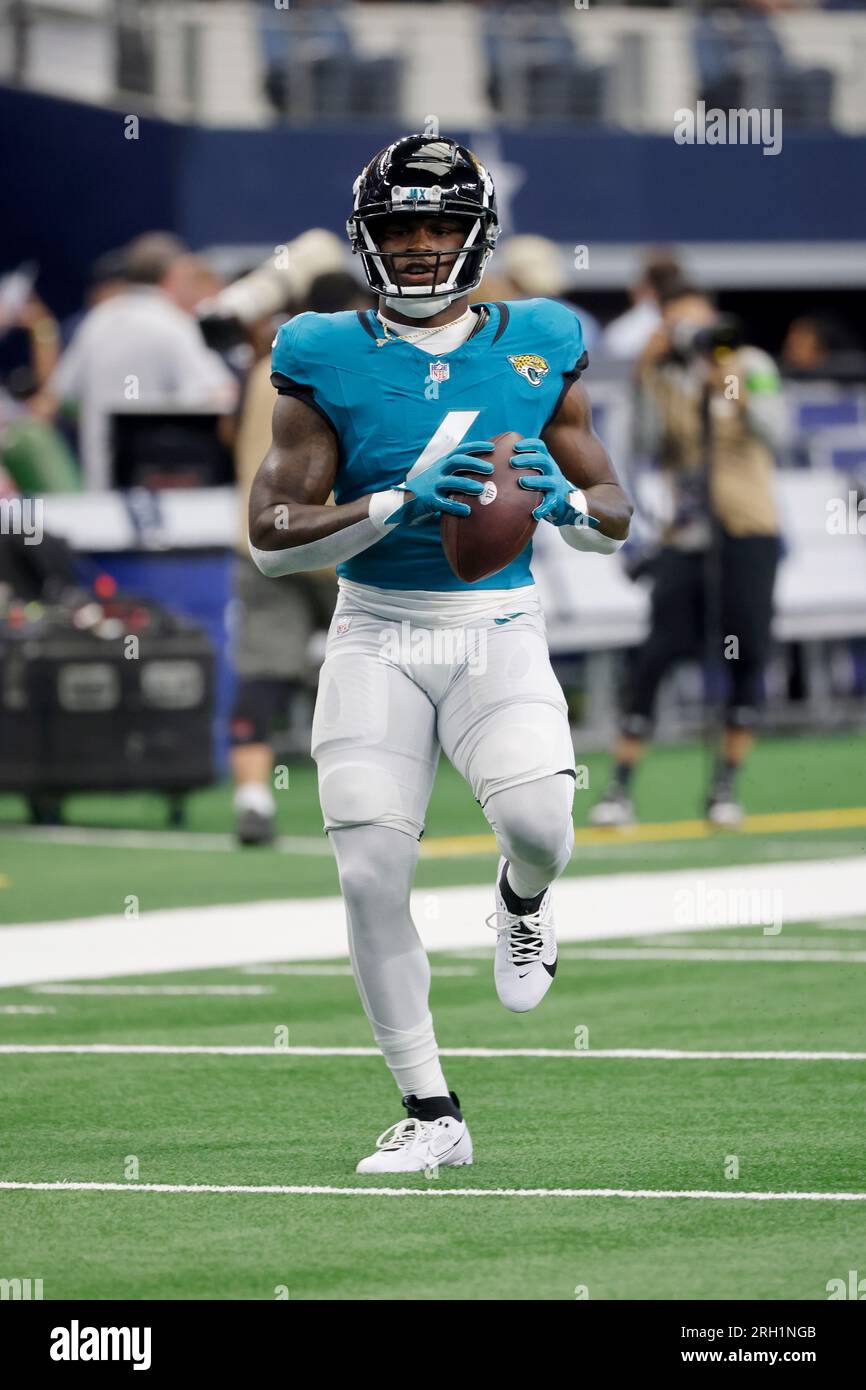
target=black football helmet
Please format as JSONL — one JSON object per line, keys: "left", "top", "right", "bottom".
{"left": 346, "top": 134, "right": 500, "bottom": 303}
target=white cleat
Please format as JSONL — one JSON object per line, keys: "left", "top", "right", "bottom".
{"left": 487, "top": 858, "right": 557, "bottom": 1013}
{"left": 706, "top": 793, "right": 744, "bottom": 828}
{"left": 355, "top": 1096, "right": 472, "bottom": 1174}
{"left": 588, "top": 787, "right": 635, "bottom": 827}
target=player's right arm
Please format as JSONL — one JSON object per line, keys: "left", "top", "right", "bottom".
{"left": 249, "top": 394, "right": 368, "bottom": 553}
{"left": 248, "top": 394, "right": 491, "bottom": 577}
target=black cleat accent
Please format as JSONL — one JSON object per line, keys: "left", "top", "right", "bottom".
{"left": 543, "top": 959, "right": 557, "bottom": 979}
{"left": 499, "top": 860, "right": 547, "bottom": 917}
{"left": 402, "top": 1090, "right": 463, "bottom": 1122}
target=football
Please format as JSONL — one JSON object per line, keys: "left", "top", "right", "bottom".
{"left": 440, "top": 431, "right": 543, "bottom": 582}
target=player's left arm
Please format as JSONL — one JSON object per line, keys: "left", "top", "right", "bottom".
{"left": 540, "top": 381, "right": 633, "bottom": 540}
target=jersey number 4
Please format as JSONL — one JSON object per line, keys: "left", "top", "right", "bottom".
{"left": 406, "top": 411, "right": 480, "bottom": 481}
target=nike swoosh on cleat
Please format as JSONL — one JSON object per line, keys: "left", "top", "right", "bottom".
{"left": 432, "top": 1133, "right": 465, "bottom": 1160}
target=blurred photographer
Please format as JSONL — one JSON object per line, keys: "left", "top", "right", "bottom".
{"left": 591, "top": 285, "right": 787, "bottom": 828}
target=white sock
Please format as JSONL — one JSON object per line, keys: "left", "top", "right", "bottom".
{"left": 234, "top": 782, "right": 275, "bottom": 817}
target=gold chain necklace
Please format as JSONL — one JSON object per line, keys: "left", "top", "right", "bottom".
{"left": 374, "top": 307, "right": 475, "bottom": 349}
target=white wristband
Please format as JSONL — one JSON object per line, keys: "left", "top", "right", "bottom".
{"left": 368, "top": 489, "right": 406, "bottom": 532}
{"left": 568, "top": 488, "right": 588, "bottom": 519}
{"left": 561, "top": 490, "right": 624, "bottom": 554}
{"left": 560, "top": 521, "right": 625, "bottom": 555}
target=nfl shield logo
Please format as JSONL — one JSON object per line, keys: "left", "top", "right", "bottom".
{"left": 429, "top": 360, "right": 450, "bottom": 384}
{"left": 336, "top": 616, "right": 351, "bottom": 635}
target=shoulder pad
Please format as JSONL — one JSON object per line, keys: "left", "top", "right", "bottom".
{"left": 502, "top": 297, "right": 586, "bottom": 371}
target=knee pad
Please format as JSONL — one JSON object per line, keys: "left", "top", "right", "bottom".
{"left": 317, "top": 757, "right": 420, "bottom": 837}
{"left": 487, "top": 772, "right": 575, "bottom": 874}
{"left": 330, "top": 824, "right": 420, "bottom": 919}
{"left": 318, "top": 758, "right": 399, "bottom": 827}
{"left": 468, "top": 702, "right": 575, "bottom": 804}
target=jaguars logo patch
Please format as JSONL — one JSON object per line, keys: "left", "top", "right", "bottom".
{"left": 508, "top": 354, "right": 549, "bottom": 387}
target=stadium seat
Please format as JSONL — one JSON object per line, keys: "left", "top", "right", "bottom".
{"left": 694, "top": 12, "right": 834, "bottom": 130}
{"left": 261, "top": 1, "right": 402, "bottom": 120}
{"left": 804, "top": 426, "right": 866, "bottom": 479}
{"left": 483, "top": 5, "right": 610, "bottom": 124}
{"left": 794, "top": 394, "right": 865, "bottom": 434}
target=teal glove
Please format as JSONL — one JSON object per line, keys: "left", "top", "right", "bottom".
{"left": 391, "top": 440, "right": 495, "bottom": 526}
{"left": 510, "top": 438, "right": 599, "bottom": 527}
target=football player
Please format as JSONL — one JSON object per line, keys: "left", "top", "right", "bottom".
{"left": 249, "top": 135, "right": 632, "bottom": 1173}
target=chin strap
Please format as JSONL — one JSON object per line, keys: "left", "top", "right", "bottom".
{"left": 382, "top": 292, "right": 460, "bottom": 320}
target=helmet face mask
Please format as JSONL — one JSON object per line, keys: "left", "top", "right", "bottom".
{"left": 347, "top": 136, "right": 500, "bottom": 303}
{"left": 359, "top": 210, "right": 484, "bottom": 301}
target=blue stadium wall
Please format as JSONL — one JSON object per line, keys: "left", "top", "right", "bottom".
{"left": 3, "top": 87, "right": 866, "bottom": 316}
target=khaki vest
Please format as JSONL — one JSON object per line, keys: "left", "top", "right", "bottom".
{"left": 649, "top": 363, "right": 779, "bottom": 542}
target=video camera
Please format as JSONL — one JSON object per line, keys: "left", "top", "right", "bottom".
{"left": 668, "top": 313, "right": 746, "bottom": 364}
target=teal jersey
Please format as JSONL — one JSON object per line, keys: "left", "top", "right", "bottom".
{"left": 270, "top": 298, "right": 587, "bottom": 591}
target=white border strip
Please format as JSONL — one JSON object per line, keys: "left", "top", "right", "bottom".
{"left": 30, "top": 985, "right": 273, "bottom": 996}
{"left": 1, "top": 1180, "right": 863, "bottom": 1202}
{"left": 0, "top": 826, "right": 334, "bottom": 855}
{"left": 558, "top": 948, "right": 866, "bottom": 964}
{"left": 1, "top": 1045, "right": 864, "bottom": 1061}
{"left": 4, "top": 856, "right": 866, "bottom": 987}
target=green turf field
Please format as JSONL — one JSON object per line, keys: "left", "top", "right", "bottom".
{"left": 2, "top": 923, "right": 866, "bottom": 1300}
{"left": 2, "top": 733, "right": 865, "bottom": 1299}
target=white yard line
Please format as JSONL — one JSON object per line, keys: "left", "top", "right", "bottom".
{"left": 648, "top": 934, "right": 866, "bottom": 949}
{"left": 0, "top": 826, "right": 333, "bottom": 855}
{"left": 2, "top": 1045, "right": 864, "bottom": 1061}
{"left": 0, "top": 1006, "right": 56, "bottom": 1015}
{"left": 238, "top": 965, "right": 477, "bottom": 977}
{"left": 557, "top": 948, "right": 866, "bottom": 963}
{"left": 4, "top": 856, "right": 866, "bottom": 988}
{"left": 0, "top": 1180, "right": 863, "bottom": 1202}
{"left": 30, "top": 985, "right": 273, "bottom": 996}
